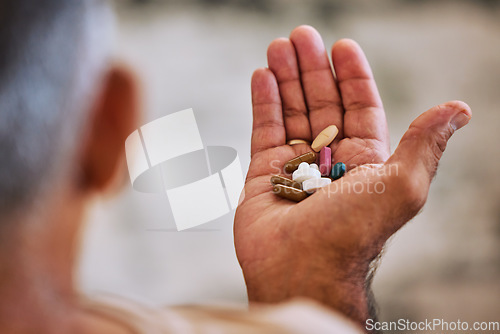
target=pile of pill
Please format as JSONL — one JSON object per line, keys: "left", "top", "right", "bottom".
{"left": 272, "top": 125, "right": 346, "bottom": 202}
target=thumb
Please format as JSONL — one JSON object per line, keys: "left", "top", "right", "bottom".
{"left": 388, "top": 100, "right": 472, "bottom": 185}
{"left": 375, "top": 101, "right": 471, "bottom": 239}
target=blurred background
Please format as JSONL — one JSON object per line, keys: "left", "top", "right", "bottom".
{"left": 77, "top": 0, "right": 500, "bottom": 332}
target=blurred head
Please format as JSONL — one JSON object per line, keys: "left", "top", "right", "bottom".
{"left": 0, "top": 0, "right": 139, "bottom": 224}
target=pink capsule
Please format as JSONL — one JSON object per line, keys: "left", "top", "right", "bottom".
{"left": 319, "top": 147, "right": 332, "bottom": 176}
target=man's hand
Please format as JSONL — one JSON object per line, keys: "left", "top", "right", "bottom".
{"left": 234, "top": 25, "right": 471, "bottom": 325}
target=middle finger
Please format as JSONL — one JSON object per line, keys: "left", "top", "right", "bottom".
{"left": 290, "top": 25, "right": 344, "bottom": 144}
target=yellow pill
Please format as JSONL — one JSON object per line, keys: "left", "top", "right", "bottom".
{"left": 311, "top": 125, "right": 339, "bottom": 152}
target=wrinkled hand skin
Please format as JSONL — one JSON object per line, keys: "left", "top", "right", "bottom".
{"left": 234, "top": 25, "right": 471, "bottom": 328}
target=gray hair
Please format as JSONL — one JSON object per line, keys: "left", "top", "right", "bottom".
{"left": 0, "top": 0, "right": 114, "bottom": 219}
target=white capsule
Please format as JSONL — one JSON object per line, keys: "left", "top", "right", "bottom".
{"left": 302, "top": 177, "right": 332, "bottom": 194}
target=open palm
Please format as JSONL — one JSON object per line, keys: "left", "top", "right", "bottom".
{"left": 234, "top": 26, "right": 471, "bottom": 323}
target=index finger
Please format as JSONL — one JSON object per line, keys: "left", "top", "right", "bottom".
{"left": 332, "top": 39, "right": 390, "bottom": 155}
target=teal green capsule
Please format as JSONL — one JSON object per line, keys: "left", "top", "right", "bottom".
{"left": 331, "top": 162, "right": 346, "bottom": 180}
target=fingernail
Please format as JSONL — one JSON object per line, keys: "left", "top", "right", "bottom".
{"left": 450, "top": 112, "right": 470, "bottom": 131}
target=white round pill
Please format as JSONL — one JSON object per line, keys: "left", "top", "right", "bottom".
{"left": 292, "top": 163, "right": 321, "bottom": 184}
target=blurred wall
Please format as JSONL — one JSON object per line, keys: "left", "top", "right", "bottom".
{"left": 77, "top": 0, "right": 500, "bottom": 331}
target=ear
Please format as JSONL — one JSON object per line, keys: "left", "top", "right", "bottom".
{"left": 79, "top": 65, "right": 140, "bottom": 193}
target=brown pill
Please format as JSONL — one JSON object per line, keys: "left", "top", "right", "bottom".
{"left": 270, "top": 175, "right": 302, "bottom": 189}
{"left": 273, "top": 184, "right": 308, "bottom": 202}
{"left": 284, "top": 152, "right": 317, "bottom": 173}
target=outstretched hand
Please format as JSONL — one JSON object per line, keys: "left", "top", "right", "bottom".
{"left": 234, "top": 26, "right": 471, "bottom": 325}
